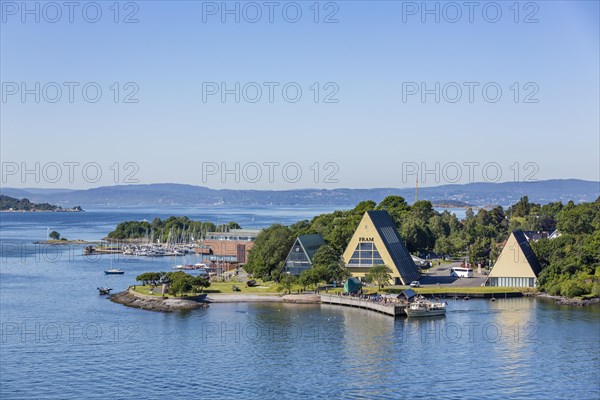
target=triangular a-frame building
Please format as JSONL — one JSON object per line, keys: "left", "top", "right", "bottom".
{"left": 485, "top": 230, "right": 542, "bottom": 288}
{"left": 283, "top": 234, "right": 326, "bottom": 275}
{"left": 342, "top": 210, "right": 420, "bottom": 285}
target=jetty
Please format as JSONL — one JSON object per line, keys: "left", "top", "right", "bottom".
{"left": 320, "top": 294, "right": 407, "bottom": 317}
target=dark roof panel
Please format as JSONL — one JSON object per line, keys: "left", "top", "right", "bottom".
{"left": 513, "top": 230, "right": 543, "bottom": 276}
{"left": 297, "top": 234, "right": 326, "bottom": 262}
{"left": 366, "top": 210, "right": 421, "bottom": 284}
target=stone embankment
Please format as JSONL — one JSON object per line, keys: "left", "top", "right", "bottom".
{"left": 537, "top": 293, "right": 600, "bottom": 306}
{"left": 110, "top": 288, "right": 208, "bottom": 312}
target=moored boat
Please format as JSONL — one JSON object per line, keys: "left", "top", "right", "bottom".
{"left": 405, "top": 298, "right": 447, "bottom": 317}
{"left": 104, "top": 269, "right": 125, "bottom": 275}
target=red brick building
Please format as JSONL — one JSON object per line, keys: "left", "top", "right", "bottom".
{"left": 194, "top": 229, "right": 260, "bottom": 264}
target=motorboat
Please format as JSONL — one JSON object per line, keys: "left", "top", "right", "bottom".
{"left": 104, "top": 269, "right": 125, "bottom": 275}
{"left": 405, "top": 298, "right": 446, "bottom": 317}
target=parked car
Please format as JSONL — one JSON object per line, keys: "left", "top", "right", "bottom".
{"left": 410, "top": 281, "right": 420, "bottom": 288}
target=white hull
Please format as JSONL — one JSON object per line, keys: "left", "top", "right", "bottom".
{"left": 405, "top": 299, "right": 447, "bottom": 317}
{"left": 405, "top": 308, "right": 446, "bottom": 317}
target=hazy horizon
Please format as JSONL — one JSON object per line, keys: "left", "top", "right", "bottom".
{"left": 2, "top": 1, "right": 599, "bottom": 190}
{"left": 2, "top": 177, "right": 599, "bottom": 193}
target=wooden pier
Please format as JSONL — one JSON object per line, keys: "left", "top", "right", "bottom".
{"left": 320, "top": 294, "right": 407, "bottom": 317}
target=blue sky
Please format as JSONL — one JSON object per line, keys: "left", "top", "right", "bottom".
{"left": 1, "top": 0, "right": 599, "bottom": 190}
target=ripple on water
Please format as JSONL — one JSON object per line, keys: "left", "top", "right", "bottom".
{"left": 1, "top": 211, "right": 599, "bottom": 400}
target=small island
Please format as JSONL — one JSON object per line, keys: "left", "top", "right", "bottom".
{"left": 1, "top": 195, "right": 83, "bottom": 212}
{"left": 32, "top": 230, "right": 101, "bottom": 245}
{"left": 111, "top": 271, "right": 211, "bottom": 312}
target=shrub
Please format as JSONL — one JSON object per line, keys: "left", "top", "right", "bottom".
{"left": 560, "top": 280, "right": 585, "bottom": 298}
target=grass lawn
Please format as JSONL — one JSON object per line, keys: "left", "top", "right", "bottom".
{"left": 372, "top": 286, "right": 527, "bottom": 295}
{"left": 131, "top": 285, "right": 198, "bottom": 297}
{"left": 205, "top": 281, "right": 280, "bottom": 294}
{"left": 414, "top": 286, "right": 525, "bottom": 294}
{"left": 133, "top": 282, "right": 527, "bottom": 297}
{"left": 133, "top": 280, "right": 283, "bottom": 295}
{"left": 201, "top": 279, "right": 347, "bottom": 295}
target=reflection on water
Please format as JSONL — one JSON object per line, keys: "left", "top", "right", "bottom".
{"left": 1, "top": 209, "right": 599, "bottom": 399}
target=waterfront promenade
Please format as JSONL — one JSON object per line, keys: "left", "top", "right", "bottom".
{"left": 320, "top": 294, "right": 408, "bottom": 317}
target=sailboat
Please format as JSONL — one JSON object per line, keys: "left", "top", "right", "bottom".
{"left": 104, "top": 259, "right": 124, "bottom": 274}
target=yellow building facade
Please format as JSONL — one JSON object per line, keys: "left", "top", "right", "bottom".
{"left": 342, "top": 210, "right": 420, "bottom": 285}
{"left": 485, "top": 230, "right": 542, "bottom": 288}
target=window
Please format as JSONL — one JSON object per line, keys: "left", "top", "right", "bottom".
{"left": 348, "top": 242, "right": 384, "bottom": 267}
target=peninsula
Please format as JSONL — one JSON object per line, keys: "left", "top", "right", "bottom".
{"left": 0, "top": 195, "right": 83, "bottom": 212}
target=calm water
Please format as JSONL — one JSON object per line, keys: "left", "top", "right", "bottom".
{"left": 1, "top": 207, "right": 598, "bottom": 400}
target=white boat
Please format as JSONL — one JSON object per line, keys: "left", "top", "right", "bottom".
{"left": 104, "top": 269, "right": 125, "bottom": 275}
{"left": 123, "top": 248, "right": 135, "bottom": 255}
{"left": 405, "top": 298, "right": 446, "bottom": 317}
{"left": 173, "top": 263, "right": 209, "bottom": 271}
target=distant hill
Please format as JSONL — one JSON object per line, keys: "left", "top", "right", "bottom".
{"left": 0, "top": 195, "right": 82, "bottom": 212}
{"left": 1, "top": 180, "right": 598, "bottom": 208}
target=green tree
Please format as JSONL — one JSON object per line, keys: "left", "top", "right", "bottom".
{"left": 470, "top": 237, "right": 491, "bottom": 265}
{"left": 169, "top": 274, "right": 194, "bottom": 296}
{"left": 531, "top": 199, "right": 600, "bottom": 297}
{"left": 377, "top": 195, "right": 409, "bottom": 221}
{"left": 106, "top": 216, "right": 223, "bottom": 242}
{"left": 366, "top": 265, "right": 392, "bottom": 290}
{"left": 377, "top": 195, "right": 408, "bottom": 212}
{"left": 297, "top": 270, "right": 313, "bottom": 290}
{"left": 311, "top": 265, "right": 329, "bottom": 288}
{"left": 353, "top": 200, "right": 377, "bottom": 215}
{"left": 192, "top": 276, "right": 211, "bottom": 292}
{"left": 289, "top": 220, "right": 312, "bottom": 236}
{"left": 245, "top": 224, "right": 295, "bottom": 280}
{"left": 227, "top": 222, "right": 241, "bottom": 229}
{"left": 411, "top": 200, "right": 435, "bottom": 222}
{"left": 561, "top": 280, "right": 585, "bottom": 298}
{"left": 299, "top": 266, "right": 329, "bottom": 291}
{"left": 277, "top": 274, "right": 296, "bottom": 294}
{"left": 509, "top": 196, "right": 532, "bottom": 217}
{"left": 557, "top": 200, "right": 600, "bottom": 235}
{"left": 428, "top": 215, "right": 447, "bottom": 239}
{"left": 400, "top": 217, "right": 433, "bottom": 252}
{"left": 465, "top": 207, "right": 475, "bottom": 220}
{"left": 49, "top": 231, "right": 60, "bottom": 240}
{"left": 136, "top": 272, "right": 162, "bottom": 286}
{"left": 433, "top": 236, "right": 455, "bottom": 256}
{"left": 312, "top": 245, "right": 345, "bottom": 282}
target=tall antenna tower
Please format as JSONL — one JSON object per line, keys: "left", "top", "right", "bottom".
{"left": 415, "top": 176, "right": 419, "bottom": 203}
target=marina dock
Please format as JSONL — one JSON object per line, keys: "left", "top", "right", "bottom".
{"left": 320, "top": 294, "right": 407, "bottom": 317}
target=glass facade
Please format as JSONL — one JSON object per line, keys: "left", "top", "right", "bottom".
{"left": 348, "top": 242, "right": 385, "bottom": 267}
{"left": 284, "top": 243, "right": 312, "bottom": 275}
{"left": 486, "top": 277, "right": 536, "bottom": 287}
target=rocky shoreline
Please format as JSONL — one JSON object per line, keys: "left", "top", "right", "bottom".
{"left": 110, "top": 290, "right": 323, "bottom": 312}
{"left": 110, "top": 290, "right": 208, "bottom": 312}
{"left": 34, "top": 240, "right": 101, "bottom": 245}
{"left": 205, "top": 293, "right": 320, "bottom": 303}
{"left": 536, "top": 293, "right": 600, "bottom": 306}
